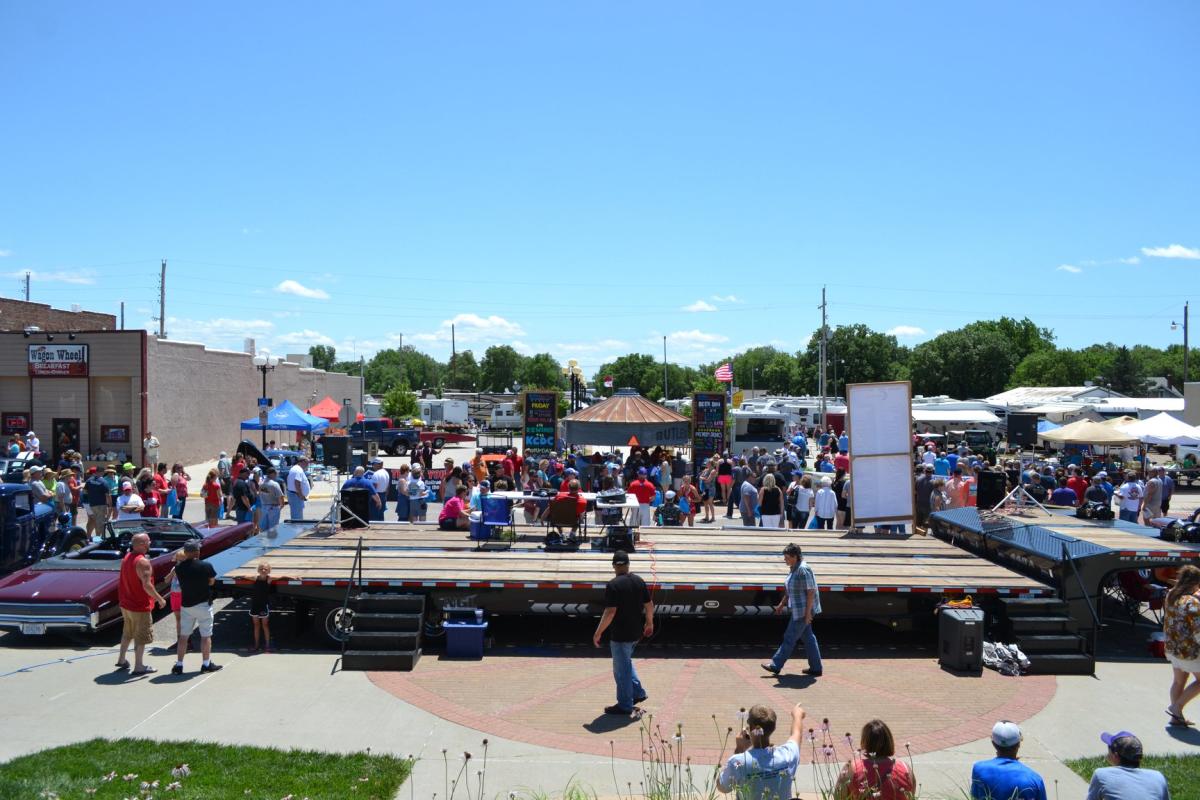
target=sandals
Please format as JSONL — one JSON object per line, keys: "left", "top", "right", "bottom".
{"left": 1166, "top": 707, "right": 1194, "bottom": 726}
{"left": 114, "top": 660, "right": 130, "bottom": 670}
{"left": 131, "top": 666, "right": 157, "bottom": 676}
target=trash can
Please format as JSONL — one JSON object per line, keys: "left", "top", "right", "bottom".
{"left": 445, "top": 618, "right": 487, "bottom": 659}
{"left": 339, "top": 486, "right": 372, "bottom": 529}
{"left": 938, "top": 607, "right": 984, "bottom": 674}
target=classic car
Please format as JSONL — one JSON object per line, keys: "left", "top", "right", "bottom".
{"left": 0, "top": 516, "right": 254, "bottom": 635}
{"left": 0, "top": 483, "right": 89, "bottom": 575}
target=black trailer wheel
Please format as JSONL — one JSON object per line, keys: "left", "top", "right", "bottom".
{"left": 321, "top": 604, "right": 354, "bottom": 644}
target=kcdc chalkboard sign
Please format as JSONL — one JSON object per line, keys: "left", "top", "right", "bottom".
{"left": 521, "top": 391, "right": 559, "bottom": 458}
{"left": 691, "top": 391, "right": 727, "bottom": 475}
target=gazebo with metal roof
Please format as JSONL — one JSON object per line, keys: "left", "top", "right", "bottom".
{"left": 561, "top": 387, "right": 690, "bottom": 447}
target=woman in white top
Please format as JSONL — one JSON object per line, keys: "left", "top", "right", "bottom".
{"left": 789, "top": 475, "right": 814, "bottom": 530}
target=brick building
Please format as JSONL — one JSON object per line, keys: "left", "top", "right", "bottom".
{"left": 0, "top": 298, "right": 117, "bottom": 333}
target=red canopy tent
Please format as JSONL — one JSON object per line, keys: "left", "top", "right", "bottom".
{"left": 307, "top": 396, "right": 344, "bottom": 421}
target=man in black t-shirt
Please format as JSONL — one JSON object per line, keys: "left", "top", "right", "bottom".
{"left": 593, "top": 550, "right": 654, "bottom": 716}
{"left": 82, "top": 467, "right": 112, "bottom": 539}
{"left": 231, "top": 468, "right": 254, "bottom": 525}
{"left": 171, "top": 541, "right": 222, "bottom": 675}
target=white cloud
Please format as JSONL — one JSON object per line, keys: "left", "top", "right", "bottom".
{"left": 5, "top": 269, "right": 95, "bottom": 285}
{"left": 665, "top": 329, "right": 729, "bottom": 345}
{"left": 711, "top": 294, "right": 742, "bottom": 303}
{"left": 554, "top": 339, "right": 629, "bottom": 353}
{"left": 276, "top": 329, "right": 336, "bottom": 347}
{"left": 887, "top": 325, "right": 927, "bottom": 337}
{"left": 0, "top": 249, "right": 11, "bottom": 257}
{"left": 1056, "top": 264, "right": 1083, "bottom": 274}
{"left": 411, "top": 313, "right": 526, "bottom": 345}
{"left": 159, "top": 316, "right": 274, "bottom": 349}
{"left": 682, "top": 300, "right": 717, "bottom": 313}
{"left": 1119, "top": 256, "right": 1140, "bottom": 265}
{"left": 274, "top": 279, "right": 331, "bottom": 300}
{"left": 1141, "top": 244, "right": 1200, "bottom": 260}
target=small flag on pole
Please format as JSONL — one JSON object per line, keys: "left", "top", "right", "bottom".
{"left": 713, "top": 363, "right": 733, "bottom": 382}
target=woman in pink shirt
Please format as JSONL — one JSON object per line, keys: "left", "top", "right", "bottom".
{"left": 835, "top": 719, "right": 915, "bottom": 800}
{"left": 438, "top": 485, "right": 471, "bottom": 531}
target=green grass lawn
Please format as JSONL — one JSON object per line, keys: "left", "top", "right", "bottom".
{"left": 1067, "top": 754, "right": 1200, "bottom": 800}
{"left": 0, "top": 738, "right": 411, "bottom": 800}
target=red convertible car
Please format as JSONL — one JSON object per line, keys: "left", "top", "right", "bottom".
{"left": 0, "top": 517, "right": 254, "bottom": 636}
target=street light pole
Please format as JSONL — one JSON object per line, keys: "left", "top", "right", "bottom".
{"left": 252, "top": 349, "right": 280, "bottom": 449}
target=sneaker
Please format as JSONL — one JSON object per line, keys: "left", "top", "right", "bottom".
{"left": 604, "top": 704, "right": 634, "bottom": 715}
{"left": 760, "top": 663, "right": 780, "bottom": 675}
{"left": 802, "top": 667, "right": 823, "bottom": 677}
{"left": 200, "top": 662, "right": 223, "bottom": 673}
{"left": 170, "top": 664, "right": 184, "bottom": 675}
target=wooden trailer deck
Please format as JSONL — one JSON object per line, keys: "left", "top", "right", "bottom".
{"left": 223, "top": 523, "right": 1051, "bottom": 597}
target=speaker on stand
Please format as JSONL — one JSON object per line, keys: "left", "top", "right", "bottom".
{"left": 1007, "top": 413, "right": 1039, "bottom": 449}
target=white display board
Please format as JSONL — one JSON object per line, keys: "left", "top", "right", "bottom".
{"left": 847, "top": 381, "right": 915, "bottom": 526}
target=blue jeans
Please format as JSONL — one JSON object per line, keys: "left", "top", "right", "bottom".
{"left": 394, "top": 493, "right": 410, "bottom": 521}
{"left": 236, "top": 507, "right": 252, "bottom": 524}
{"left": 1119, "top": 509, "right": 1138, "bottom": 523}
{"left": 770, "top": 614, "right": 822, "bottom": 673}
{"left": 287, "top": 491, "right": 305, "bottom": 521}
{"left": 610, "top": 640, "right": 646, "bottom": 711}
{"left": 370, "top": 497, "right": 385, "bottom": 521}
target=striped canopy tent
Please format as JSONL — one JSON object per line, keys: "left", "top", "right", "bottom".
{"left": 561, "top": 387, "right": 691, "bottom": 447}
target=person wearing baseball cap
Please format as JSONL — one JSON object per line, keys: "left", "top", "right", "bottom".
{"left": 369, "top": 458, "right": 390, "bottom": 521}
{"left": 1087, "top": 730, "right": 1168, "bottom": 799}
{"left": 593, "top": 551, "right": 653, "bottom": 716}
{"left": 628, "top": 468, "right": 657, "bottom": 528}
{"left": 969, "top": 721, "right": 1047, "bottom": 800}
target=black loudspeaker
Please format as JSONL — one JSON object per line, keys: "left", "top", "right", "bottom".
{"left": 976, "top": 470, "right": 1007, "bottom": 508}
{"left": 939, "top": 607, "right": 984, "bottom": 673}
{"left": 1007, "top": 413, "right": 1039, "bottom": 447}
{"left": 322, "top": 435, "right": 351, "bottom": 472}
{"left": 339, "top": 486, "right": 371, "bottom": 529}
{"left": 601, "top": 526, "right": 636, "bottom": 553}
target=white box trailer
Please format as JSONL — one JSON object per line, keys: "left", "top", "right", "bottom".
{"left": 419, "top": 398, "right": 469, "bottom": 426}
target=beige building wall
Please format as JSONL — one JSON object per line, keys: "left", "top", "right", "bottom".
{"left": 1186, "top": 383, "right": 1200, "bottom": 428}
{"left": 146, "top": 338, "right": 362, "bottom": 466}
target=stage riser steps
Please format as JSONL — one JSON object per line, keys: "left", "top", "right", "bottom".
{"left": 1025, "top": 653, "right": 1094, "bottom": 675}
{"left": 355, "top": 593, "right": 425, "bottom": 614}
{"left": 998, "top": 597, "right": 1069, "bottom": 617}
{"left": 342, "top": 592, "right": 425, "bottom": 672}
{"left": 1015, "top": 634, "right": 1087, "bottom": 654}
{"left": 348, "top": 631, "right": 420, "bottom": 651}
{"left": 343, "top": 649, "right": 422, "bottom": 671}
{"left": 353, "top": 612, "right": 422, "bottom": 632}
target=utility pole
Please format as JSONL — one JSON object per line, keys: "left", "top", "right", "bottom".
{"left": 120, "top": 301, "right": 125, "bottom": 330}
{"left": 818, "top": 286, "right": 827, "bottom": 426}
{"left": 156, "top": 259, "right": 167, "bottom": 338}
{"left": 450, "top": 323, "right": 456, "bottom": 388}
{"left": 1174, "top": 302, "right": 1190, "bottom": 389}
{"left": 663, "top": 335, "right": 668, "bottom": 400}
{"left": 359, "top": 356, "right": 365, "bottom": 413}
{"left": 23, "top": 271, "right": 30, "bottom": 301}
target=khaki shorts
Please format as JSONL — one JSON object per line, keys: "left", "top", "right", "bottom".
{"left": 121, "top": 608, "right": 154, "bottom": 645}
{"left": 88, "top": 506, "right": 110, "bottom": 524}
{"left": 179, "top": 603, "right": 214, "bottom": 638}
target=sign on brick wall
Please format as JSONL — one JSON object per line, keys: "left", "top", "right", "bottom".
{"left": 27, "top": 344, "right": 89, "bottom": 377}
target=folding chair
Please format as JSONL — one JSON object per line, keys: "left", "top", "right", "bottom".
{"left": 1106, "top": 570, "right": 1165, "bottom": 626}
{"left": 546, "top": 498, "right": 587, "bottom": 542}
{"left": 475, "top": 495, "right": 515, "bottom": 551}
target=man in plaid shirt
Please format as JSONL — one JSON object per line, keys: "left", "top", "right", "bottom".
{"left": 762, "top": 543, "right": 823, "bottom": 677}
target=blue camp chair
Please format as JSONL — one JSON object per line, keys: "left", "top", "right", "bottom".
{"left": 477, "top": 495, "right": 515, "bottom": 550}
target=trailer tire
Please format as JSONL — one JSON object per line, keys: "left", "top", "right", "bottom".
{"left": 432, "top": 437, "right": 445, "bottom": 451}
{"left": 392, "top": 442, "right": 408, "bottom": 457}
{"left": 321, "top": 604, "right": 354, "bottom": 645}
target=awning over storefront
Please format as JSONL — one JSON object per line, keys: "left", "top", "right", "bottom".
{"left": 561, "top": 388, "right": 690, "bottom": 447}
{"left": 241, "top": 400, "right": 330, "bottom": 433}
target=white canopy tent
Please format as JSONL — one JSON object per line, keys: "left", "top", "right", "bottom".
{"left": 910, "top": 409, "right": 1001, "bottom": 425}
{"left": 1116, "top": 412, "right": 1200, "bottom": 446}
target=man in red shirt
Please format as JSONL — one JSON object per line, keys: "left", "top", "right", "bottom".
{"left": 116, "top": 532, "right": 166, "bottom": 675}
{"left": 501, "top": 449, "right": 516, "bottom": 479}
{"left": 1065, "top": 467, "right": 1089, "bottom": 506}
{"left": 833, "top": 452, "right": 850, "bottom": 472}
{"left": 551, "top": 479, "right": 588, "bottom": 537}
{"left": 628, "top": 467, "right": 658, "bottom": 528}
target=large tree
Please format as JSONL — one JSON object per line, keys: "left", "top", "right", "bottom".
{"left": 308, "top": 344, "right": 337, "bottom": 372}
{"left": 909, "top": 328, "right": 1019, "bottom": 399}
{"left": 1099, "top": 346, "right": 1149, "bottom": 395}
{"left": 799, "top": 324, "right": 907, "bottom": 395}
{"left": 480, "top": 345, "right": 525, "bottom": 393}
{"left": 1009, "top": 348, "right": 1097, "bottom": 387}
{"left": 519, "top": 352, "right": 564, "bottom": 390}
{"left": 595, "top": 354, "right": 660, "bottom": 396}
{"left": 446, "top": 350, "right": 480, "bottom": 392}
{"left": 380, "top": 379, "right": 419, "bottom": 420}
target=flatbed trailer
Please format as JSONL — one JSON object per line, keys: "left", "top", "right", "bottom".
{"left": 217, "top": 522, "right": 1051, "bottom": 644}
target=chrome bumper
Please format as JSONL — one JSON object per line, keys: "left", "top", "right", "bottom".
{"left": 0, "top": 603, "right": 99, "bottom": 632}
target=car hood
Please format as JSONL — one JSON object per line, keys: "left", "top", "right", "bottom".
{"left": 0, "top": 568, "right": 118, "bottom": 605}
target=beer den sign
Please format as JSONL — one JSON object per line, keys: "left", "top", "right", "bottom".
{"left": 28, "top": 344, "right": 89, "bottom": 377}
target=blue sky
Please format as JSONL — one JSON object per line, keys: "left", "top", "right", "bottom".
{"left": 2, "top": 2, "right": 1198, "bottom": 373}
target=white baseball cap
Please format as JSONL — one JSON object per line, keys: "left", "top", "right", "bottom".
{"left": 991, "top": 721, "right": 1022, "bottom": 748}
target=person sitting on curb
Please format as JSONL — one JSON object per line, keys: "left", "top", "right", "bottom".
{"left": 970, "top": 721, "right": 1047, "bottom": 800}
{"left": 1086, "top": 730, "right": 1168, "bottom": 800}
{"left": 717, "top": 703, "right": 805, "bottom": 799}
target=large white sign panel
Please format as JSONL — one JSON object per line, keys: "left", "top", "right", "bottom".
{"left": 847, "top": 381, "right": 915, "bottom": 525}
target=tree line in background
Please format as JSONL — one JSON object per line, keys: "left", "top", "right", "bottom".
{"left": 308, "top": 316, "right": 1193, "bottom": 405}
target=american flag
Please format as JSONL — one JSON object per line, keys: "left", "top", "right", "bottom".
{"left": 713, "top": 363, "right": 733, "bottom": 382}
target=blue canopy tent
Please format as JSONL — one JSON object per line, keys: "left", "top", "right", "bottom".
{"left": 241, "top": 400, "right": 329, "bottom": 447}
{"left": 1036, "top": 419, "right": 1060, "bottom": 433}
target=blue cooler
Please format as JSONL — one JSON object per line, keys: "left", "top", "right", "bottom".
{"left": 445, "top": 619, "right": 487, "bottom": 659}
{"left": 469, "top": 518, "right": 491, "bottom": 542}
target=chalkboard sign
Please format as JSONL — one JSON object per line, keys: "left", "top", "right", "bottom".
{"left": 691, "top": 392, "right": 727, "bottom": 475}
{"left": 522, "top": 391, "right": 559, "bottom": 459}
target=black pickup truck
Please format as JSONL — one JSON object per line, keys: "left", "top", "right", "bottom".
{"left": 344, "top": 419, "right": 422, "bottom": 456}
